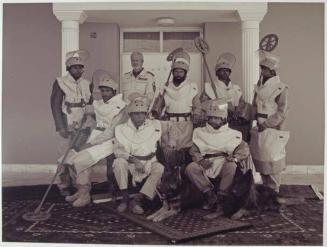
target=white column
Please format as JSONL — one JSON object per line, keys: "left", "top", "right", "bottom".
{"left": 61, "top": 21, "right": 79, "bottom": 75}
{"left": 52, "top": 10, "right": 87, "bottom": 75}
{"left": 241, "top": 20, "right": 260, "bottom": 103}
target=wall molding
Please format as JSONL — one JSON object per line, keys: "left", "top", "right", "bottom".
{"left": 2, "top": 163, "right": 324, "bottom": 187}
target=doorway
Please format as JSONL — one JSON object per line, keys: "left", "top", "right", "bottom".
{"left": 120, "top": 28, "right": 203, "bottom": 91}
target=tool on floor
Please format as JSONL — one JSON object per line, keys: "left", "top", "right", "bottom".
{"left": 22, "top": 116, "right": 89, "bottom": 222}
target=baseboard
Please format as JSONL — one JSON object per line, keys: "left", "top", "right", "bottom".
{"left": 2, "top": 163, "right": 324, "bottom": 187}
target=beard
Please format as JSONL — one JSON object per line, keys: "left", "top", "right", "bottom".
{"left": 173, "top": 74, "right": 187, "bottom": 85}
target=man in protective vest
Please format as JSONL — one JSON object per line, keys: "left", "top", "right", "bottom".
{"left": 250, "top": 50, "right": 289, "bottom": 193}
{"left": 61, "top": 70, "right": 128, "bottom": 207}
{"left": 203, "top": 52, "right": 251, "bottom": 140}
{"left": 113, "top": 93, "right": 164, "bottom": 215}
{"left": 185, "top": 99, "right": 250, "bottom": 211}
{"left": 50, "top": 49, "right": 93, "bottom": 197}
{"left": 122, "top": 51, "right": 156, "bottom": 103}
{"left": 157, "top": 49, "right": 200, "bottom": 168}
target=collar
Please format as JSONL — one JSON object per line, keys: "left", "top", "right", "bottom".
{"left": 65, "top": 73, "right": 83, "bottom": 84}
{"left": 168, "top": 79, "right": 189, "bottom": 90}
{"left": 205, "top": 123, "right": 229, "bottom": 133}
{"left": 127, "top": 118, "right": 149, "bottom": 131}
{"left": 216, "top": 78, "right": 232, "bottom": 90}
{"left": 132, "top": 68, "right": 144, "bottom": 78}
{"left": 258, "top": 75, "right": 280, "bottom": 88}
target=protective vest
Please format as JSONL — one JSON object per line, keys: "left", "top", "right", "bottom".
{"left": 93, "top": 94, "right": 126, "bottom": 129}
{"left": 250, "top": 127, "right": 290, "bottom": 174}
{"left": 122, "top": 69, "right": 155, "bottom": 102}
{"left": 164, "top": 80, "right": 198, "bottom": 114}
{"left": 57, "top": 73, "right": 91, "bottom": 127}
{"left": 205, "top": 79, "right": 242, "bottom": 109}
{"left": 87, "top": 94, "right": 126, "bottom": 143}
{"left": 115, "top": 119, "right": 161, "bottom": 182}
{"left": 115, "top": 119, "right": 161, "bottom": 157}
{"left": 255, "top": 76, "right": 287, "bottom": 125}
{"left": 193, "top": 124, "right": 242, "bottom": 178}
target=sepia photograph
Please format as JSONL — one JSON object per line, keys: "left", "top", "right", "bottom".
{"left": 1, "top": 0, "right": 325, "bottom": 245}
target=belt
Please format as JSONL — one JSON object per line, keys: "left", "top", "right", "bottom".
{"left": 203, "top": 152, "right": 228, "bottom": 159}
{"left": 65, "top": 101, "right": 87, "bottom": 108}
{"left": 165, "top": 112, "right": 191, "bottom": 122}
{"left": 95, "top": 127, "right": 106, "bottom": 131}
{"left": 132, "top": 152, "right": 156, "bottom": 161}
{"left": 256, "top": 113, "right": 268, "bottom": 119}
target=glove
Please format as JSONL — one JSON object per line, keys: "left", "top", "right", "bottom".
{"left": 134, "top": 160, "right": 145, "bottom": 173}
{"left": 258, "top": 123, "right": 267, "bottom": 132}
{"left": 199, "top": 159, "right": 212, "bottom": 170}
{"left": 58, "top": 128, "right": 69, "bottom": 139}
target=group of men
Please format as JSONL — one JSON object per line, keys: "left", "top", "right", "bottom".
{"left": 50, "top": 47, "right": 289, "bottom": 215}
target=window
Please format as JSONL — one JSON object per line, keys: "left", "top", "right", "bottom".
{"left": 123, "top": 32, "right": 160, "bottom": 52}
{"left": 163, "top": 32, "right": 200, "bottom": 52}
{"left": 122, "top": 29, "right": 201, "bottom": 53}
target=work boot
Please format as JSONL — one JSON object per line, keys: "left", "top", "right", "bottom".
{"left": 65, "top": 191, "right": 80, "bottom": 203}
{"left": 72, "top": 185, "right": 91, "bottom": 207}
{"left": 203, "top": 193, "right": 226, "bottom": 220}
{"left": 117, "top": 189, "right": 129, "bottom": 213}
{"left": 130, "top": 193, "right": 145, "bottom": 215}
{"left": 202, "top": 190, "right": 218, "bottom": 210}
{"left": 59, "top": 188, "right": 71, "bottom": 197}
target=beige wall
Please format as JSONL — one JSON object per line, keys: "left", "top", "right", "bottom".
{"left": 3, "top": 3, "right": 61, "bottom": 164}
{"left": 204, "top": 3, "right": 324, "bottom": 166}
{"left": 2, "top": 4, "right": 120, "bottom": 164}
{"left": 2, "top": 3, "right": 324, "bottom": 166}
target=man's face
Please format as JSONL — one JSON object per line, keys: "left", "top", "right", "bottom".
{"left": 172, "top": 68, "right": 187, "bottom": 85}
{"left": 207, "top": 116, "right": 226, "bottom": 129}
{"left": 260, "top": 65, "right": 272, "bottom": 78}
{"left": 99, "top": 87, "right": 116, "bottom": 102}
{"left": 130, "top": 112, "right": 147, "bottom": 128}
{"left": 68, "top": 65, "right": 84, "bottom": 80}
{"left": 131, "top": 55, "right": 144, "bottom": 71}
{"left": 216, "top": 68, "right": 231, "bottom": 82}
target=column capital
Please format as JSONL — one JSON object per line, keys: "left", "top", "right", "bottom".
{"left": 237, "top": 3, "right": 267, "bottom": 23}
{"left": 53, "top": 10, "right": 87, "bottom": 24}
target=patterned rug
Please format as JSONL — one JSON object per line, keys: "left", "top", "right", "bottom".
{"left": 2, "top": 184, "right": 323, "bottom": 245}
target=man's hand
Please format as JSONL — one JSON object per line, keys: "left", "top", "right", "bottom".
{"left": 199, "top": 159, "right": 213, "bottom": 170}
{"left": 226, "top": 155, "right": 238, "bottom": 163}
{"left": 134, "top": 160, "right": 145, "bottom": 173}
{"left": 258, "top": 123, "right": 267, "bottom": 132}
{"left": 58, "top": 128, "right": 69, "bottom": 139}
{"left": 79, "top": 143, "right": 93, "bottom": 150}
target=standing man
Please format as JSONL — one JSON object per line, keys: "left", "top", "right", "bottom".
{"left": 157, "top": 49, "right": 199, "bottom": 168}
{"left": 185, "top": 99, "right": 250, "bottom": 211}
{"left": 250, "top": 50, "right": 289, "bottom": 193}
{"left": 204, "top": 52, "right": 251, "bottom": 140}
{"left": 50, "top": 49, "right": 93, "bottom": 197}
{"left": 113, "top": 93, "right": 164, "bottom": 214}
{"left": 122, "top": 51, "right": 156, "bottom": 103}
{"left": 62, "top": 70, "right": 128, "bottom": 207}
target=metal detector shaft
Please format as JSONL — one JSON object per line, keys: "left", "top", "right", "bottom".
{"left": 202, "top": 54, "right": 218, "bottom": 99}
{"left": 33, "top": 118, "right": 87, "bottom": 214}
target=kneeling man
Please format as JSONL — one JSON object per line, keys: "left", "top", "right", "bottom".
{"left": 185, "top": 99, "right": 250, "bottom": 211}
{"left": 113, "top": 93, "right": 164, "bottom": 215}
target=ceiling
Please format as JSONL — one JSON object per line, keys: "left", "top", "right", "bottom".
{"left": 85, "top": 10, "right": 239, "bottom": 27}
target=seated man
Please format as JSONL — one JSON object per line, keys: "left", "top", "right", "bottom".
{"left": 113, "top": 93, "right": 164, "bottom": 215}
{"left": 185, "top": 99, "right": 250, "bottom": 211}
{"left": 62, "top": 70, "right": 128, "bottom": 207}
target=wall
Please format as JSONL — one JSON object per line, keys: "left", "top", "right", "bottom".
{"left": 2, "top": 3, "right": 324, "bottom": 166}
{"left": 204, "top": 3, "right": 324, "bottom": 166}
{"left": 2, "top": 4, "right": 120, "bottom": 164}
{"left": 3, "top": 3, "right": 61, "bottom": 164}
{"left": 80, "top": 23, "right": 120, "bottom": 88}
